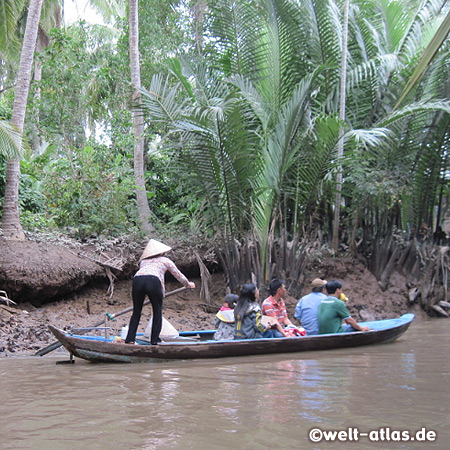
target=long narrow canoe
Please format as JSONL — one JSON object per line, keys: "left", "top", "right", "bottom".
{"left": 48, "top": 313, "right": 414, "bottom": 363}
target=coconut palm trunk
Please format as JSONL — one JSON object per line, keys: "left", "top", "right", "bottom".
{"left": 129, "top": 0, "right": 154, "bottom": 235}
{"left": 192, "top": 0, "right": 207, "bottom": 55}
{"left": 2, "top": 0, "right": 44, "bottom": 240}
{"left": 331, "top": 0, "right": 350, "bottom": 252}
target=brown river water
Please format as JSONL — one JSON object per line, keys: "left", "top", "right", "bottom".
{"left": 0, "top": 317, "right": 448, "bottom": 450}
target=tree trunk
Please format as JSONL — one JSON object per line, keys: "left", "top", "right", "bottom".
{"left": 2, "top": 0, "right": 44, "bottom": 240}
{"left": 331, "top": 0, "right": 349, "bottom": 252}
{"left": 192, "top": 0, "right": 207, "bottom": 55}
{"left": 378, "top": 245, "right": 399, "bottom": 291}
{"left": 31, "top": 29, "right": 48, "bottom": 152}
{"left": 129, "top": 0, "right": 155, "bottom": 235}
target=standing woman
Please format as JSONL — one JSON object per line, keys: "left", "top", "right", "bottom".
{"left": 125, "top": 239, "right": 195, "bottom": 345}
{"left": 234, "top": 284, "right": 273, "bottom": 339}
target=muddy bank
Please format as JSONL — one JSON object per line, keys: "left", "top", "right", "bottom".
{"left": 0, "top": 235, "right": 216, "bottom": 304}
{"left": 0, "top": 236, "right": 427, "bottom": 358}
{"left": 0, "top": 276, "right": 223, "bottom": 357}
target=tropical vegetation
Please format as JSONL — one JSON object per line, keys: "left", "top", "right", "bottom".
{"left": 1, "top": 0, "right": 449, "bottom": 302}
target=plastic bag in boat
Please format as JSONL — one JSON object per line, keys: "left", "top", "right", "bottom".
{"left": 144, "top": 316, "right": 179, "bottom": 339}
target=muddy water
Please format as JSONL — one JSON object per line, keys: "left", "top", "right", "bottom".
{"left": 1, "top": 318, "right": 449, "bottom": 450}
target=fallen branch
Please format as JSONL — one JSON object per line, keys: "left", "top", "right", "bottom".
{"left": 0, "top": 290, "right": 17, "bottom": 306}
{"left": 430, "top": 304, "right": 449, "bottom": 317}
{"left": 0, "top": 304, "right": 18, "bottom": 314}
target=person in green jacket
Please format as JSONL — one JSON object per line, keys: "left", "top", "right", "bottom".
{"left": 318, "top": 280, "right": 370, "bottom": 334}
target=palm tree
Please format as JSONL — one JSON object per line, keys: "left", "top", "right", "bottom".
{"left": 141, "top": 0, "right": 450, "bottom": 290}
{"left": 129, "top": 0, "right": 155, "bottom": 234}
{"left": 331, "top": 0, "right": 350, "bottom": 252}
{"left": 343, "top": 0, "right": 450, "bottom": 238}
{"left": 141, "top": 0, "right": 340, "bottom": 286}
{"left": 1, "top": 0, "right": 128, "bottom": 237}
{"left": 2, "top": 0, "right": 44, "bottom": 240}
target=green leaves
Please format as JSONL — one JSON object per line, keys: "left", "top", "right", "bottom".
{"left": 0, "top": 0, "right": 27, "bottom": 58}
{"left": 0, "top": 120, "right": 22, "bottom": 159}
{"left": 2, "top": 0, "right": 448, "bottom": 258}
{"left": 395, "top": 9, "right": 450, "bottom": 107}
{"left": 36, "top": 144, "right": 137, "bottom": 237}
{"left": 141, "top": 74, "right": 185, "bottom": 124}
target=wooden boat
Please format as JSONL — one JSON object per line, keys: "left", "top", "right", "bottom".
{"left": 48, "top": 313, "right": 414, "bottom": 364}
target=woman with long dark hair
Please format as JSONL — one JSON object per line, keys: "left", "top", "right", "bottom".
{"left": 234, "top": 284, "right": 273, "bottom": 339}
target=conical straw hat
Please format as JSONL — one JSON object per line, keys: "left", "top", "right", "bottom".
{"left": 140, "top": 239, "right": 172, "bottom": 260}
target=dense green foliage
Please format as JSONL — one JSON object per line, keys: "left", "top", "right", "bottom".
{"left": 0, "top": 0, "right": 449, "bottom": 264}
{"left": 141, "top": 1, "right": 449, "bottom": 267}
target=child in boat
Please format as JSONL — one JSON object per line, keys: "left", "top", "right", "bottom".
{"left": 214, "top": 294, "right": 238, "bottom": 340}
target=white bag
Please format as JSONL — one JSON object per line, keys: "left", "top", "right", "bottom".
{"left": 144, "top": 316, "right": 179, "bottom": 339}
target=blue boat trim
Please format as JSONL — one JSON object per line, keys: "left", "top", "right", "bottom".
{"left": 48, "top": 313, "right": 415, "bottom": 363}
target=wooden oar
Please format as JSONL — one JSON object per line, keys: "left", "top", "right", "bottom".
{"left": 35, "top": 286, "right": 187, "bottom": 356}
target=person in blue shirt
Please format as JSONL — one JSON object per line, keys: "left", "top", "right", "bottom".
{"left": 294, "top": 278, "right": 328, "bottom": 335}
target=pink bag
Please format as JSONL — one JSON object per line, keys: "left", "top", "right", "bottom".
{"left": 285, "top": 327, "right": 306, "bottom": 337}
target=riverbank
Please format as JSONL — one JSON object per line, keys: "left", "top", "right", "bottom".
{"left": 0, "top": 235, "right": 427, "bottom": 357}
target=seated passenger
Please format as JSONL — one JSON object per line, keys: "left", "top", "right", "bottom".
{"left": 234, "top": 284, "right": 273, "bottom": 339}
{"left": 214, "top": 294, "right": 238, "bottom": 340}
{"left": 294, "top": 278, "right": 328, "bottom": 335}
{"left": 262, "top": 279, "right": 296, "bottom": 337}
{"left": 318, "top": 280, "right": 370, "bottom": 334}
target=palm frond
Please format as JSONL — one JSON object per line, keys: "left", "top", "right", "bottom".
{"left": 302, "top": 0, "right": 342, "bottom": 108}
{"left": 166, "top": 57, "right": 194, "bottom": 100}
{"left": 227, "top": 74, "right": 270, "bottom": 130}
{"left": 293, "top": 115, "right": 341, "bottom": 215}
{"left": 419, "top": 46, "right": 450, "bottom": 101}
{"left": 377, "top": 100, "right": 450, "bottom": 127}
{"left": 409, "top": 116, "right": 450, "bottom": 228}
{"left": 347, "top": 54, "right": 399, "bottom": 91}
{"left": 87, "top": 0, "right": 126, "bottom": 22}
{"left": 395, "top": 8, "right": 450, "bottom": 107}
{"left": 140, "top": 74, "right": 187, "bottom": 124}
{"left": 0, "top": 0, "right": 26, "bottom": 57}
{"left": 396, "top": 0, "right": 446, "bottom": 58}
{"left": 207, "top": 0, "right": 268, "bottom": 80}
{"left": 177, "top": 103, "right": 259, "bottom": 235}
{"left": 251, "top": 73, "right": 316, "bottom": 251}
{"left": 345, "top": 127, "right": 391, "bottom": 147}
{"left": 0, "top": 120, "right": 22, "bottom": 159}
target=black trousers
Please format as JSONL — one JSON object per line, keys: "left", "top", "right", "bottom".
{"left": 125, "top": 275, "right": 163, "bottom": 344}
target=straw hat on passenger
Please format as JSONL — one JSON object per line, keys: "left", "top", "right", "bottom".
{"left": 140, "top": 239, "right": 172, "bottom": 260}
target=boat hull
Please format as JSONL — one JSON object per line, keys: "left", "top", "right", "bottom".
{"left": 48, "top": 314, "right": 414, "bottom": 363}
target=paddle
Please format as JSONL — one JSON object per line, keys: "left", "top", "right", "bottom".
{"left": 35, "top": 286, "right": 187, "bottom": 356}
